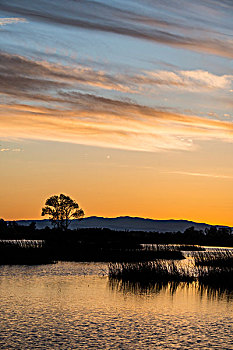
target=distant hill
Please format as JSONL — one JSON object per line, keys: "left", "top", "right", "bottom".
{"left": 15, "top": 216, "right": 231, "bottom": 233}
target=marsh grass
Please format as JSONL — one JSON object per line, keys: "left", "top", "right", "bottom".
{"left": 0, "top": 239, "right": 185, "bottom": 264}
{"left": 175, "top": 245, "right": 205, "bottom": 251}
{"left": 194, "top": 250, "right": 233, "bottom": 267}
{"left": 109, "top": 258, "right": 233, "bottom": 291}
{"left": 0, "top": 240, "right": 55, "bottom": 265}
{"left": 109, "top": 260, "right": 193, "bottom": 282}
{"left": 0, "top": 240, "right": 44, "bottom": 248}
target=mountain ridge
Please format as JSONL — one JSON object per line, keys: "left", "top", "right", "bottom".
{"left": 14, "top": 216, "right": 232, "bottom": 233}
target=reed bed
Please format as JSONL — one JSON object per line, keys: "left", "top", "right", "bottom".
{"left": 142, "top": 244, "right": 205, "bottom": 253}
{"left": 0, "top": 239, "right": 184, "bottom": 264}
{"left": 194, "top": 250, "right": 233, "bottom": 267}
{"left": 109, "top": 260, "right": 193, "bottom": 282}
{"left": 175, "top": 245, "right": 205, "bottom": 251}
{"left": 0, "top": 240, "right": 55, "bottom": 265}
{"left": 0, "top": 240, "right": 44, "bottom": 249}
{"left": 109, "top": 259, "right": 233, "bottom": 290}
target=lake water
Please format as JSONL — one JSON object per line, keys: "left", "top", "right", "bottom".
{"left": 0, "top": 262, "right": 233, "bottom": 349}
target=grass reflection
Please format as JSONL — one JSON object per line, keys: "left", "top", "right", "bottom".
{"left": 109, "top": 278, "right": 182, "bottom": 296}
{"left": 109, "top": 260, "right": 233, "bottom": 301}
{"left": 109, "top": 277, "right": 233, "bottom": 301}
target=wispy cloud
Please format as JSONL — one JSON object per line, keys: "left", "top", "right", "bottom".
{"left": 1, "top": 93, "right": 233, "bottom": 152}
{"left": 0, "top": 17, "right": 26, "bottom": 26}
{"left": 144, "top": 70, "right": 233, "bottom": 91}
{"left": 165, "top": 171, "right": 233, "bottom": 179}
{"left": 0, "top": 147, "right": 23, "bottom": 152}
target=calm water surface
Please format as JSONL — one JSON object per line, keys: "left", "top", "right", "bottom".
{"left": 0, "top": 262, "right": 233, "bottom": 349}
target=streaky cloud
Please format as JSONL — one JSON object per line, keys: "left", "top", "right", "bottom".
{"left": 1, "top": 51, "right": 232, "bottom": 153}
{"left": 0, "top": 52, "right": 136, "bottom": 97}
{"left": 0, "top": 52, "right": 231, "bottom": 105}
{"left": 166, "top": 171, "right": 233, "bottom": 179}
{"left": 0, "top": 0, "right": 232, "bottom": 58}
{"left": 1, "top": 94, "right": 233, "bottom": 153}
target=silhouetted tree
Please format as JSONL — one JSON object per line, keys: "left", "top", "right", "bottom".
{"left": 41, "top": 194, "right": 84, "bottom": 230}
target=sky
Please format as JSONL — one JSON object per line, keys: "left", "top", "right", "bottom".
{"left": 0, "top": 0, "right": 233, "bottom": 225}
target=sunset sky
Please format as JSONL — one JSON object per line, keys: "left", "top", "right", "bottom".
{"left": 0, "top": 0, "right": 233, "bottom": 225}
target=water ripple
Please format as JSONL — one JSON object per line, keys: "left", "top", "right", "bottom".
{"left": 0, "top": 262, "right": 232, "bottom": 349}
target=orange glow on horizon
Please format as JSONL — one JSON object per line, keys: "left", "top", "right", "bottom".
{"left": 1, "top": 2, "right": 233, "bottom": 228}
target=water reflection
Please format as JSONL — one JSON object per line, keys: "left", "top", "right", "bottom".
{"left": 197, "top": 284, "right": 233, "bottom": 302}
{"left": 109, "top": 278, "right": 233, "bottom": 301}
{"left": 1, "top": 262, "right": 233, "bottom": 350}
{"left": 109, "top": 278, "right": 181, "bottom": 296}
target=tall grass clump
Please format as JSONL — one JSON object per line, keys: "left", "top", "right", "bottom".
{"left": 109, "top": 260, "right": 193, "bottom": 283}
